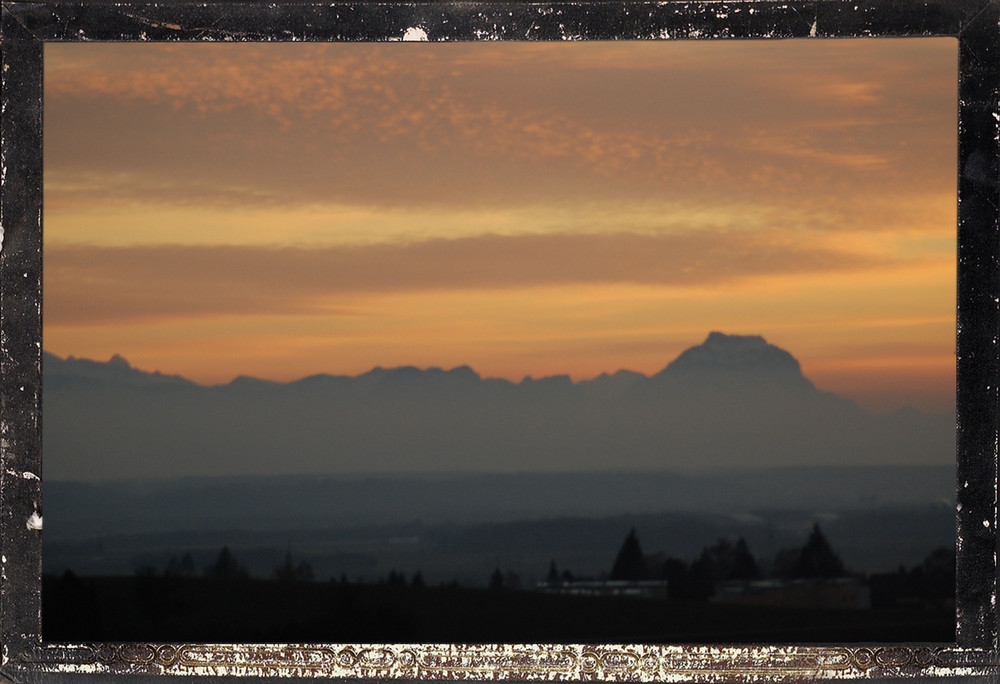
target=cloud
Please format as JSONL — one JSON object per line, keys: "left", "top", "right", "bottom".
{"left": 44, "top": 40, "right": 957, "bottom": 214}
{"left": 45, "top": 232, "right": 894, "bottom": 326}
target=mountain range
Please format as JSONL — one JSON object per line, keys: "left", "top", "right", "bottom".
{"left": 43, "top": 332, "right": 954, "bottom": 480}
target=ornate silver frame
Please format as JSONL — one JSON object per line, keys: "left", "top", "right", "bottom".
{"left": 2, "top": 0, "right": 998, "bottom": 680}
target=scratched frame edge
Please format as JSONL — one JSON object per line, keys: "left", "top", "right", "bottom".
{"left": 1, "top": 0, "right": 998, "bottom": 681}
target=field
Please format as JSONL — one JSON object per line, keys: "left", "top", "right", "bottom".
{"left": 43, "top": 574, "right": 953, "bottom": 644}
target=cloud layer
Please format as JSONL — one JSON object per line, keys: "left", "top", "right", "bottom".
{"left": 45, "top": 41, "right": 957, "bottom": 217}
{"left": 45, "top": 232, "right": 894, "bottom": 325}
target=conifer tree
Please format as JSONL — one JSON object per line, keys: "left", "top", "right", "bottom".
{"left": 206, "top": 546, "right": 247, "bottom": 580}
{"left": 731, "top": 538, "right": 761, "bottom": 580}
{"left": 610, "top": 527, "right": 647, "bottom": 580}
{"left": 793, "top": 523, "right": 846, "bottom": 578}
{"left": 547, "top": 560, "right": 560, "bottom": 583}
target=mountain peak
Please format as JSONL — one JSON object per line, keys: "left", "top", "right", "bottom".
{"left": 108, "top": 353, "right": 132, "bottom": 369}
{"left": 659, "top": 332, "right": 806, "bottom": 381}
{"left": 705, "top": 331, "right": 766, "bottom": 347}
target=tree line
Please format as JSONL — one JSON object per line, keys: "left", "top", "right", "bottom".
{"left": 124, "top": 522, "right": 951, "bottom": 608}
{"left": 136, "top": 547, "right": 313, "bottom": 582}
{"left": 538, "top": 523, "right": 952, "bottom": 604}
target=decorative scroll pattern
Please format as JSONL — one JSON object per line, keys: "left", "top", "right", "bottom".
{"left": 13, "top": 643, "right": 997, "bottom": 680}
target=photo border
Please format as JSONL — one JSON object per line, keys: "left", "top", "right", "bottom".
{"left": 2, "top": 0, "right": 998, "bottom": 680}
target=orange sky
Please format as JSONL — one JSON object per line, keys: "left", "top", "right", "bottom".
{"left": 43, "top": 40, "right": 958, "bottom": 414}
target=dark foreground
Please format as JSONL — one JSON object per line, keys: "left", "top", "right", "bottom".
{"left": 44, "top": 575, "right": 953, "bottom": 644}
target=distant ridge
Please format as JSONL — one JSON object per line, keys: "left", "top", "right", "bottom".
{"left": 41, "top": 333, "right": 826, "bottom": 393}
{"left": 43, "top": 351, "right": 195, "bottom": 389}
{"left": 42, "top": 334, "right": 953, "bottom": 480}
{"left": 44, "top": 332, "right": 809, "bottom": 389}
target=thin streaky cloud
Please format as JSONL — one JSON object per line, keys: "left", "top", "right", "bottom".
{"left": 44, "top": 232, "right": 899, "bottom": 325}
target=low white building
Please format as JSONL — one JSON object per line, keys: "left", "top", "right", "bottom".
{"left": 536, "top": 579, "right": 669, "bottom": 599}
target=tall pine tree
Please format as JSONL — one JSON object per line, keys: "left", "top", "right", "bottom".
{"left": 610, "top": 528, "right": 647, "bottom": 580}
{"left": 793, "top": 523, "right": 846, "bottom": 578}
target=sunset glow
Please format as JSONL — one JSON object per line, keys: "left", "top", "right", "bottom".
{"left": 44, "top": 39, "right": 958, "bottom": 414}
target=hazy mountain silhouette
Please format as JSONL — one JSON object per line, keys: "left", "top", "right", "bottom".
{"left": 43, "top": 353, "right": 196, "bottom": 390}
{"left": 43, "top": 333, "right": 953, "bottom": 480}
{"left": 657, "top": 332, "right": 813, "bottom": 388}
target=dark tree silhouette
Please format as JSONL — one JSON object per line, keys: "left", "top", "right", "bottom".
{"left": 411, "top": 571, "right": 425, "bottom": 588}
{"left": 180, "top": 552, "right": 196, "bottom": 577}
{"left": 165, "top": 556, "right": 183, "bottom": 577}
{"left": 546, "top": 560, "right": 560, "bottom": 583}
{"left": 274, "top": 553, "right": 296, "bottom": 582}
{"left": 295, "top": 560, "right": 314, "bottom": 582}
{"left": 693, "top": 537, "right": 760, "bottom": 583}
{"left": 912, "top": 546, "right": 955, "bottom": 600}
{"left": 686, "top": 537, "right": 761, "bottom": 599}
{"left": 871, "top": 546, "right": 955, "bottom": 610}
{"left": 610, "top": 527, "right": 647, "bottom": 581}
{"left": 134, "top": 564, "right": 157, "bottom": 578}
{"left": 503, "top": 571, "right": 522, "bottom": 590}
{"left": 793, "top": 523, "right": 846, "bottom": 578}
{"left": 206, "top": 546, "right": 248, "bottom": 580}
{"left": 489, "top": 567, "right": 505, "bottom": 590}
{"left": 654, "top": 557, "right": 702, "bottom": 600}
{"left": 731, "top": 538, "right": 761, "bottom": 580}
{"left": 274, "top": 552, "right": 314, "bottom": 582}
{"left": 918, "top": 546, "right": 955, "bottom": 581}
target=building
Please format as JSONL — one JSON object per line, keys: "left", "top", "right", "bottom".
{"left": 536, "top": 579, "right": 669, "bottom": 599}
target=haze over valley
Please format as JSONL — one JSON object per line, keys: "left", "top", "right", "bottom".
{"left": 44, "top": 332, "right": 955, "bottom": 586}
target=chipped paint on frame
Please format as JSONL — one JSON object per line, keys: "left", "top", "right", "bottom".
{"left": 2, "top": 0, "right": 1000, "bottom": 681}
{"left": 11, "top": 643, "right": 1000, "bottom": 680}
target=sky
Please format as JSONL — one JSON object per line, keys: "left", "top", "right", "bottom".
{"left": 43, "top": 39, "right": 958, "bottom": 414}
